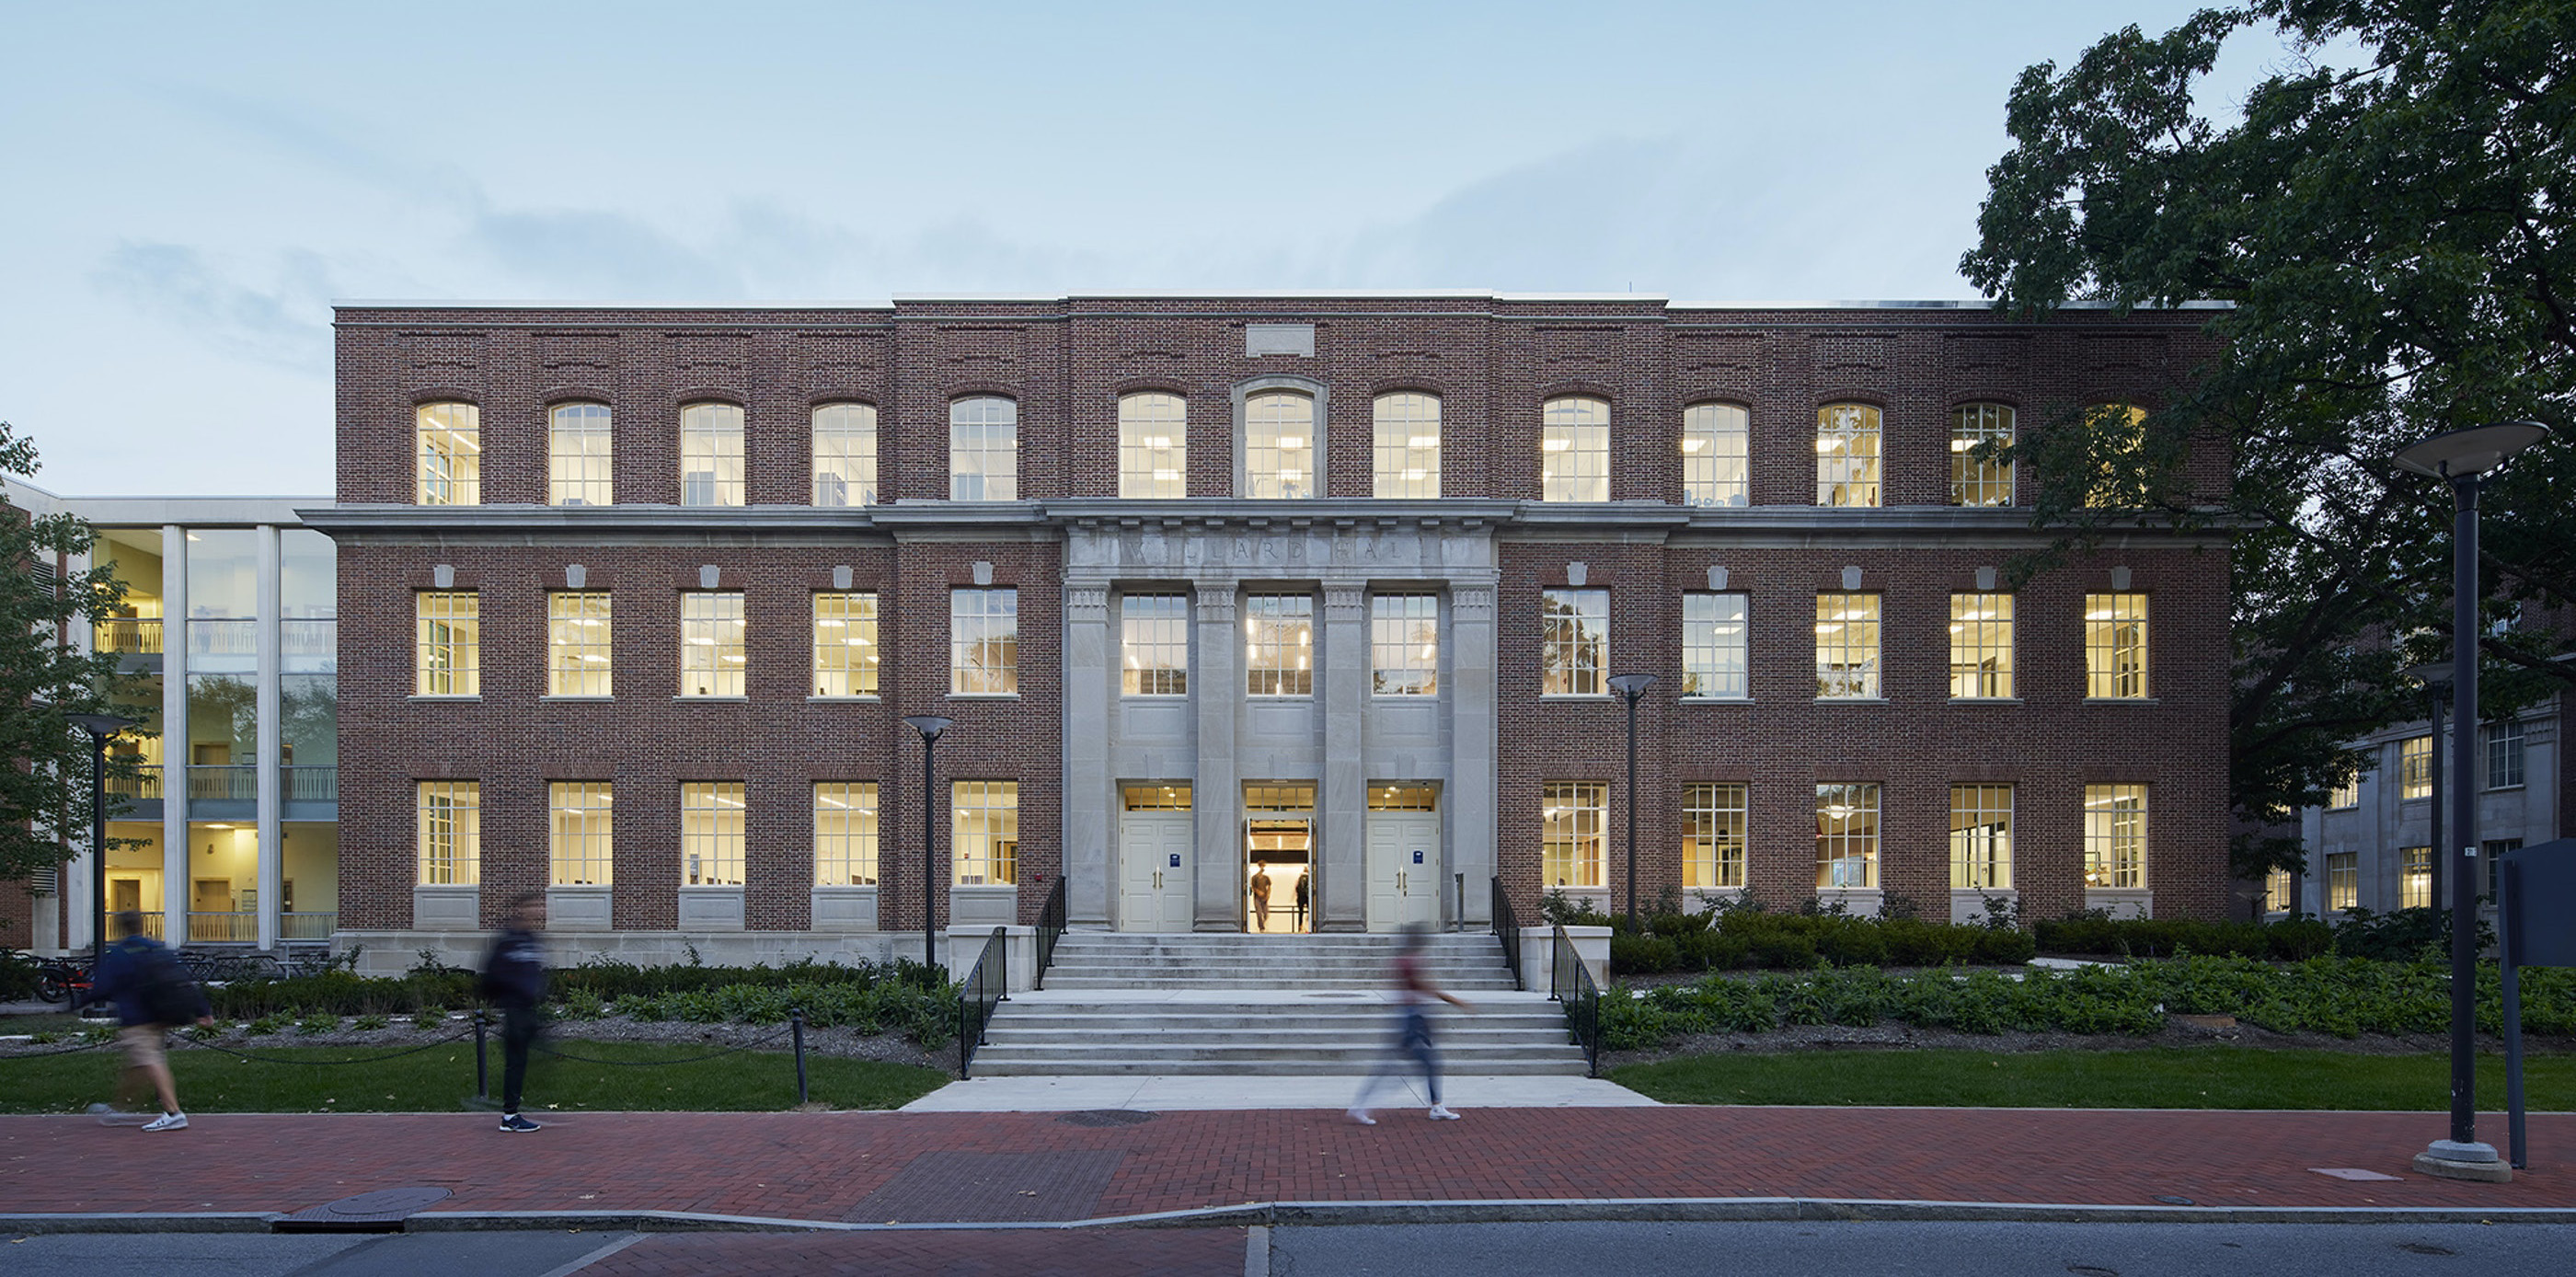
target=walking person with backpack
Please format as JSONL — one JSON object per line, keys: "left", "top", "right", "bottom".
{"left": 480, "top": 892, "right": 549, "bottom": 1133}
{"left": 84, "top": 910, "right": 212, "bottom": 1131}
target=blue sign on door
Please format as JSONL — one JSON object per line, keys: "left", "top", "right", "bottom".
{"left": 1169, "top": 853, "right": 1181, "bottom": 868}
{"left": 1412, "top": 849, "right": 1425, "bottom": 864}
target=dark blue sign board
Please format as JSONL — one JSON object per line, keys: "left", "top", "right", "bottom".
{"left": 2496, "top": 838, "right": 2576, "bottom": 1169}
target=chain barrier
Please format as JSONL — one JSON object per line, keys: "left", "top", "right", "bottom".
{"left": 0, "top": 1035, "right": 116, "bottom": 1059}
{"left": 534, "top": 1022, "right": 796, "bottom": 1067}
{"left": 173, "top": 1026, "right": 480, "bottom": 1066}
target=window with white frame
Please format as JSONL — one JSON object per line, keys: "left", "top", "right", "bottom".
{"left": 417, "top": 402, "right": 481, "bottom": 505}
{"left": 679, "top": 402, "right": 745, "bottom": 506}
{"left": 1373, "top": 391, "right": 1441, "bottom": 498}
{"left": 1121, "top": 594, "right": 1189, "bottom": 696}
{"left": 1681, "top": 592, "right": 1748, "bottom": 698}
{"left": 1541, "top": 396, "right": 1611, "bottom": 501}
{"left": 950, "top": 588, "right": 1018, "bottom": 696}
{"left": 1949, "top": 404, "right": 2015, "bottom": 506}
{"left": 1681, "top": 402, "right": 1750, "bottom": 507}
{"left": 812, "top": 592, "right": 879, "bottom": 697}
{"left": 2401, "top": 846, "right": 2432, "bottom": 909}
{"left": 1949, "top": 784, "right": 2013, "bottom": 891}
{"left": 417, "top": 780, "right": 480, "bottom": 886}
{"left": 1815, "top": 592, "right": 1880, "bottom": 698}
{"left": 416, "top": 592, "right": 479, "bottom": 696}
{"left": 1815, "top": 782, "right": 1880, "bottom": 889}
{"left": 1949, "top": 592, "right": 2014, "bottom": 698}
{"left": 681, "top": 781, "right": 746, "bottom": 886}
{"left": 547, "top": 592, "right": 612, "bottom": 696}
{"left": 2083, "top": 783, "right": 2147, "bottom": 890}
{"left": 2265, "top": 867, "right": 2294, "bottom": 913}
{"left": 1245, "top": 390, "right": 1317, "bottom": 499}
{"left": 680, "top": 592, "right": 746, "bottom": 697}
{"left": 1371, "top": 594, "right": 1438, "bottom": 696}
{"left": 549, "top": 402, "right": 613, "bottom": 506}
{"left": 814, "top": 781, "right": 880, "bottom": 885}
{"left": 1542, "top": 781, "right": 1606, "bottom": 889}
{"left": 2084, "top": 593, "right": 2148, "bottom": 698}
{"left": 1816, "top": 404, "right": 1882, "bottom": 507}
{"left": 2486, "top": 719, "right": 2525, "bottom": 789}
{"left": 2326, "top": 850, "right": 2358, "bottom": 911}
{"left": 2329, "top": 772, "right": 2362, "bottom": 809}
{"left": 1120, "top": 391, "right": 1188, "bottom": 498}
{"left": 952, "top": 780, "right": 1018, "bottom": 885}
{"left": 548, "top": 781, "right": 613, "bottom": 885}
{"left": 2399, "top": 734, "right": 2432, "bottom": 800}
{"left": 812, "top": 403, "right": 878, "bottom": 506}
{"left": 949, "top": 397, "right": 1018, "bottom": 500}
{"left": 1245, "top": 593, "right": 1314, "bottom": 696}
{"left": 1540, "top": 588, "right": 1608, "bottom": 696}
{"left": 1684, "top": 782, "right": 1747, "bottom": 890}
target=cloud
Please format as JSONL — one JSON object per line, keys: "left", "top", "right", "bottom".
{"left": 89, "top": 242, "right": 336, "bottom": 372}
{"left": 463, "top": 206, "right": 745, "bottom": 299}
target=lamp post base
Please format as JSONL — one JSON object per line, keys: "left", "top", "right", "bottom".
{"left": 2412, "top": 1140, "right": 2511, "bottom": 1182}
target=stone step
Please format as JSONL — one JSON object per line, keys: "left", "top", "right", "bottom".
{"left": 965, "top": 1041, "right": 1585, "bottom": 1066}
{"left": 1038, "top": 976, "right": 1522, "bottom": 991}
{"left": 990, "top": 1013, "right": 1567, "bottom": 1032}
{"left": 984, "top": 1029, "right": 1573, "bottom": 1051}
{"left": 1040, "top": 962, "right": 1507, "bottom": 979}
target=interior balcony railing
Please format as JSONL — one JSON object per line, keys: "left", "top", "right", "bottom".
{"left": 281, "top": 618, "right": 337, "bottom": 667}
{"left": 188, "top": 618, "right": 259, "bottom": 660}
{"left": 284, "top": 766, "right": 338, "bottom": 802}
{"left": 188, "top": 765, "right": 258, "bottom": 801}
{"left": 108, "top": 765, "right": 165, "bottom": 801}
{"left": 186, "top": 911, "right": 259, "bottom": 944}
{"left": 281, "top": 911, "right": 338, "bottom": 941}
{"left": 97, "top": 617, "right": 164, "bottom": 655}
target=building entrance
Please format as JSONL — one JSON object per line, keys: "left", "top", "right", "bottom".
{"left": 1117, "top": 784, "right": 1193, "bottom": 933}
{"left": 1365, "top": 783, "right": 1442, "bottom": 931}
{"left": 1244, "top": 782, "right": 1316, "bottom": 934}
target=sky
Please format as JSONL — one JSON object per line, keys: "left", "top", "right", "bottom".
{"left": 0, "top": 0, "right": 2277, "bottom": 497}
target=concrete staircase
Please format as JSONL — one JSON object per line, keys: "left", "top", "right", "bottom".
{"left": 967, "top": 932, "right": 1587, "bottom": 1077}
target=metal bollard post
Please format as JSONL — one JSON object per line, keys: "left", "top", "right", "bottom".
{"left": 790, "top": 1007, "right": 809, "bottom": 1107}
{"left": 473, "top": 1009, "right": 489, "bottom": 1100}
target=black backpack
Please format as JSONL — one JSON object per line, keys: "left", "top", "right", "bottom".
{"left": 132, "top": 946, "right": 206, "bottom": 1026}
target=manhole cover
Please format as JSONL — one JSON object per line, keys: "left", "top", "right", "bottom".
{"left": 275, "top": 1185, "right": 453, "bottom": 1233}
{"left": 1058, "top": 1109, "right": 1158, "bottom": 1127}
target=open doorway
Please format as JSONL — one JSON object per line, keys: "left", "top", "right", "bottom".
{"left": 1243, "top": 782, "right": 1316, "bottom": 934}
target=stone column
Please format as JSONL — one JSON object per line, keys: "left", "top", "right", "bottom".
{"left": 1063, "top": 584, "right": 1113, "bottom": 926}
{"left": 255, "top": 525, "right": 282, "bottom": 950}
{"left": 1317, "top": 583, "right": 1369, "bottom": 931}
{"left": 1449, "top": 581, "right": 1500, "bottom": 925}
{"left": 160, "top": 523, "right": 188, "bottom": 944}
{"left": 1191, "top": 582, "right": 1240, "bottom": 931}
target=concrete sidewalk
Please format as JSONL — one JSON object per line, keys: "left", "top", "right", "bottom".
{"left": 901, "top": 1073, "right": 1659, "bottom": 1111}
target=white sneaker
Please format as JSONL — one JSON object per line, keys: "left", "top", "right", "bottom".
{"left": 1346, "top": 1108, "right": 1376, "bottom": 1125}
{"left": 141, "top": 1112, "right": 189, "bottom": 1132}
{"left": 87, "top": 1103, "right": 141, "bottom": 1126}
{"left": 1428, "top": 1106, "right": 1461, "bottom": 1121}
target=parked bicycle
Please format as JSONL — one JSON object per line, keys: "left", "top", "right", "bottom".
{"left": 33, "top": 953, "right": 92, "bottom": 1005}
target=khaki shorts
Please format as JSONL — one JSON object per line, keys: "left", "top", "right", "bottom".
{"left": 118, "top": 1025, "right": 168, "bottom": 1070}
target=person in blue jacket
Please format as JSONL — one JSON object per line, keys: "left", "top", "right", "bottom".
{"left": 480, "top": 892, "right": 549, "bottom": 1133}
{"left": 86, "top": 910, "right": 211, "bottom": 1131}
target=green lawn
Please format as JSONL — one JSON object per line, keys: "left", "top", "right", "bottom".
{"left": 0, "top": 1038, "right": 949, "bottom": 1114}
{"left": 1612, "top": 1048, "right": 2576, "bottom": 1110}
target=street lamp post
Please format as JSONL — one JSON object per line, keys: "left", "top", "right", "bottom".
{"left": 2403, "top": 662, "right": 2452, "bottom": 910}
{"left": 1606, "top": 673, "right": 1657, "bottom": 933}
{"left": 63, "top": 711, "right": 140, "bottom": 970}
{"left": 2394, "top": 420, "right": 2550, "bottom": 1180}
{"left": 902, "top": 715, "right": 955, "bottom": 973}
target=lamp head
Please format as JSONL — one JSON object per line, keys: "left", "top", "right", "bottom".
{"left": 65, "top": 711, "right": 138, "bottom": 739}
{"left": 1606, "top": 673, "right": 1658, "bottom": 699}
{"left": 902, "top": 714, "right": 955, "bottom": 743}
{"left": 2401, "top": 661, "right": 2454, "bottom": 695}
{"left": 2393, "top": 421, "right": 2550, "bottom": 481}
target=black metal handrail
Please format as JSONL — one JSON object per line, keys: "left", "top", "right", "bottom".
{"left": 958, "top": 925, "right": 1007, "bottom": 1078}
{"left": 1035, "top": 875, "right": 1068, "bottom": 988}
{"left": 1492, "top": 876, "right": 1524, "bottom": 992}
{"left": 1550, "top": 923, "right": 1601, "bottom": 1078}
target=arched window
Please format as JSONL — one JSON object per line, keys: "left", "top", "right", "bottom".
{"left": 1373, "top": 392, "right": 1441, "bottom": 498}
{"left": 1815, "top": 404, "right": 1881, "bottom": 507}
{"left": 1541, "top": 396, "right": 1610, "bottom": 501}
{"left": 1680, "top": 402, "right": 1748, "bottom": 507}
{"left": 949, "top": 397, "right": 1018, "bottom": 500}
{"left": 812, "top": 403, "right": 877, "bottom": 506}
{"left": 416, "top": 402, "right": 480, "bottom": 505}
{"left": 1950, "top": 404, "right": 2015, "bottom": 506}
{"left": 679, "top": 402, "right": 744, "bottom": 507}
{"left": 1244, "top": 390, "right": 1317, "bottom": 499}
{"left": 1119, "top": 392, "right": 1187, "bottom": 498}
{"left": 549, "top": 403, "right": 613, "bottom": 506}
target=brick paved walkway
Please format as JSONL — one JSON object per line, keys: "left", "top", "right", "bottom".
{"left": 586, "top": 1228, "right": 1248, "bottom": 1276}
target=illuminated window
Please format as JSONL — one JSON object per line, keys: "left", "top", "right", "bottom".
{"left": 1681, "top": 593, "right": 1748, "bottom": 698}
{"left": 1815, "top": 783, "right": 1880, "bottom": 889}
{"left": 416, "top": 781, "right": 479, "bottom": 886}
{"left": 812, "top": 592, "right": 879, "bottom": 697}
{"left": 548, "top": 403, "right": 613, "bottom": 506}
{"left": 681, "top": 781, "right": 746, "bottom": 887}
{"left": 1374, "top": 391, "right": 1442, "bottom": 498}
{"left": 1245, "top": 594, "right": 1315, "bottom": 696}
{"left": 1371, "top": 594, "right": 1438, "bottom": 696}
{"left": 2083, "top": 784, "right": 2147, "bottom": 890}
{"left": 953, "top": 780, "right": 1018, "bottom": 885}
{"left": 812, "top": 403, "right": 878, "bottom": 506}
{"left": 1684, "top": 783, "right": 1746, "bottom": 890}
{"left": 1815, "top": 592, "right": 1880, "bottom": 699}
{"left": 546, "top": 592, "right": 612, "bottom": 697}
{"left": 1121, "top": 594, "right": 1189, "bottom": 696}
{"left": 548, "top": 781, "right": 613, "bottom": 886}
{"left": 2084, "top": 593, "right": 2148, "bottom": 698}
{"left": 1949, "top": 593, "right": 2014, "bottom": 698}
{"left": 2400, "top": 846, "right": 2432, "bottom": 909}
{"left": 2486, "top": 719, "right": 2525, "bottom": 789}
{"left": 1246, "top": 391, "right": 1317, "bottom": 499}
{"left": 1949, "top": 784, "right": 2014, "bottom": 890}
{"left": 680, "top": 592, "right": 746, "bottom": 697}
{"left": 1816, "top": 404, "right": 1881, "bottom": 507}
{"left": 1681, "top": 403, "right": 1750, "bottom": 507}
{"left": 415, "top": 592, "right": 479, "bottom": 696}
{"left": 1542, "top": 781, "right": 1606, "bottom": 889}
{"left": 2399, "top": 735, "right": 2432, "bottom": 800}
{"left": 417, "top": 402, "right": 480, "bottom": 505}
{"left": 1541, "top": 396, "right": 1611, "bottom": 501}
{"left": 1540, "top": 588, "right": 1609, "bottom": 696}
{"left": 1120, "top": 392, "right": 1188, "bottom": 499}
{"left": 2328, "top": 774, "right": 2361, "bottom": 809}
{"left": 813, "top": 782, "right": 880, "bottom": 886}
{"left": 2326, "top": 851, "right": 2358, "bottom": 911}
{"left": 2266, "top": 867, "right": 2294, "bottom": 914}
{"left": 2084, "top": 403, "right": 2149, "bottom": 507}
{"left": 1949, "top": 404, "right": 2014, "bottom": 506}
{"left": 950, "top": 588, "right": 1018, "bottom": 696}
{"left": 679, "top": 402, "right": 745, "bottom": 506}
{"left": 949, "top": 397, "right": 1018, "bottom": 500}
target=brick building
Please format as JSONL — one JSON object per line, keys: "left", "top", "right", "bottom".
{"left": 308, "top": 293, "right": 2232, "bottom": 972}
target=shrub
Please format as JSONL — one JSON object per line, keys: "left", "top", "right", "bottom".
{"left": 2332, "top": 906, "right": 2490, "bottom": 961}
{"left": 1540, "top": 891, "right": 1613, "bottom": 927}
{"left": 2031, "top": 915, "right": 2331, "bottom": 961}
{"left": 294, "top": 1013, "right": 340, "bottom": 1036}
{"left": 0, "top": 949, "right": 39, "bottom": 1001}
{"left": 353, "top": 1013, "right": 390, "bottom": 1031}
{"left": 245, "top": 1015, "right": 287, "bottom": 1036}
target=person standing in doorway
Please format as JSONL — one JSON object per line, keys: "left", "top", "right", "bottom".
{"left": 1349, "top": 924, "right": 1473, "bottom": 1123}
{"left": 85, "top": 910, "right": 212, "bottom": 1131}
{"left": 1294, "top": 869, "right": 1310, "bottom": 932}
{"left": 480, "top": 892, "right": 549, "bottom": 1133}
{"left": 1249, "top": 861, "right": 1274, "bottom": 933}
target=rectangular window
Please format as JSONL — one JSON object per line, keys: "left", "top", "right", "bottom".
{"left": 548, "top": 403, "right": 613, "bottom": 506}
{"left": 1541, "top": 781, "right": 1606, "bottom": 890}
{"left": 2399, "top": 735, "right": 2432, "bottom": 800}
{"left": 949, "top": 397, "right": 1018, "bottom": 500}
{"left": 1373, "top": 392, "right": 1442, "bottom": 498}
{"left": 1815, "top": 782, "right": 1880, "bottom": 889}
{"left": 547, "top": 592, "right": 612, "bottom": 697}
{"left": 1681, "top": 403, "right": 1750, "bottom": 507}
{"left": 2083, "top": 783, "right": 2147, "bottom": 890}
{"left": 1541, "top": 397, "right": 1611, "bottom": 501}
{"left": 812, "top": 404, "right": 878, "bottom": 506}
{"left": 1245, "top": 391, "right": 1318, "bottom": 499}
{"left": 679, "top": 403, "right": 745, "bottom": 506}
{"left": 681, "top": 781, "right": 746, "bottom": 886}
{"left": 417, "top": 402, "right": 480, "bottom": 505}
{"left": 812, "top": 592, "right": 879, "bottom": 697}
{"left": 1949, "top": 593, "right": 2015, "bottom": 699}
{"left": 548, "top": 781, "right": 613, "bottom": 886}
{"left": 2485, "top": 839, "right": 2522, "bottom": 900}
{"left": 1541, "top": 588, "right": 1609, "bottom": 696}
{"left": 953, "top": 779, "right": 1018, "bottom": 886}
{"left": 2084, "top": 404, "right": 2149, "bottom": 508}
{"left": 2326, "top": 851, "right": 2358, "bottom": 912}
{"left": 2265, "top": 867, "right": 2294, "bottom": 914}
{"left": 1949, "top": 404, "right": 2015, "bottom": 506}
{"left": 1684, "top": 782, "right": 1747, "bottom": 889}
{"left": 1119, "top": 392, "right": 1188, "bottom": 499}
{"left": 1949, "top": 784, "right": 2014, "bottom": 890}
{"left": 1681, "top": 592, "right": 1748, "bottom": 699}
{"left": 1121, "top": 594, "right": 1189, "bottom": 696}
{"left": 950, "top": 588, "right": 1019, "bottom": 696}
{"left": 2329, "top": 773, "right": 2361, "bottom": 809}
{"left": 1245, "top": 594, "right": 1314, "bottom": 696}
{"left": 416, "top": 780, "right": 480, "bottom": 886}
{"left": 2485, "top": 719, "right": 2525, "bottom": 789}
{"left": 2084, "top": 593, "right": 2149, "bottom": 699}
{"left": 814, "top": 781, "right": 880, "bottom": 885}
{"left": 2400, "top": 846, "right": 2432, "bottom": 909}
{"left": 1815, "top": 592, "right": 1881, "bottom": 698}
{"left": 680, "top": 592, "right": 747, "bottom": 697}
{"left": 415, "top": 592, "right": 479, "bottom": 696}
{"left": 1370, "top": 594, "right": 1438, "bottom": 696}
{"left": 1817, "top": 404, "right": 1882, "bottom": 507}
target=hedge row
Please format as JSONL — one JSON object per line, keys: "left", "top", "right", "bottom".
{"left": 1608, "top": 911, "right": 2038, "bottom": 974}
{"left": 2031, "top": 916, "right": 2338, "bottom": 961}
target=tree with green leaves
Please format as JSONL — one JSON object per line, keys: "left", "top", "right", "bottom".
{"left": 1961, "top": 0, "right": 2575, "bottom": 879}
{"left": 0, "top": 420, "right": 152, "bottom": 883}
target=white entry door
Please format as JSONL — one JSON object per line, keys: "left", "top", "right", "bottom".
{"left": 1118, "top": 812, "right": 1194, "bottom": 932}
{"left": 1364, "top": 811, "right": 1442, "bottom": 932}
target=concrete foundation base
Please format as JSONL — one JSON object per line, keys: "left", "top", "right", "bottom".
{"left": 2412, "top": 1148, "right": 2513, "bottom": 1183}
